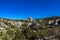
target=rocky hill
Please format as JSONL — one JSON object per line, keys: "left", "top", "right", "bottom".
{"left": 0, "top": 16, "right": 60, "bottom": 40}
{"left": 0, "top": 16, "right": 60, "bottom": 29}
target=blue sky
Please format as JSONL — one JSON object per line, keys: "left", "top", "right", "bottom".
{"left": 0, "top": 0, "right": 60, "bottom": 19}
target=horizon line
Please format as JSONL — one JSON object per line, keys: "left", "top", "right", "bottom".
{"left": 0, "top": 16, "right": 60, "bottom": 20}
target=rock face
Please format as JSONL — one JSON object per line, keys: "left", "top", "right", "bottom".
{"left": 45, "top": 18, "right": 60, "bottom": 28}
{"left": 0, "top": 18, "right": 23, "bottom": 29}
{"left": 27, "top": 17, "right": 33, "bottom": 22}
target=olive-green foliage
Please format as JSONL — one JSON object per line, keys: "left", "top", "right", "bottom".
{"left": 0, "top": 26, "right": 57, "bottom": 40}
{"left": 12, "top": 28, "right": 27, "bottom": 40}
{"left": 31, "top": 26, "right": 46, "bottom": 30}
{"left": 13, "top": 27, "right": 41, "bottom": 40}
{"left": 41, "top": 29, "right": 55, "bottom": 36}
{"left": 55, "top": 33, "right": 60, "bottom": 40}
{"left": 21, "top": 28, "right": 36, "bottom": 40}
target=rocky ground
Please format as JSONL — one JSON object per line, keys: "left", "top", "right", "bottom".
{"left": 0, "top": 16, "right": 60, "bottom": 40}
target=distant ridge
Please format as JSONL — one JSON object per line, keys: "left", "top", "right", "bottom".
{"left": 35, "top": 16, "right": 60, "bottom": 20}
{"left": 0, "top": 16, "right": 60, "bottom": 21}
